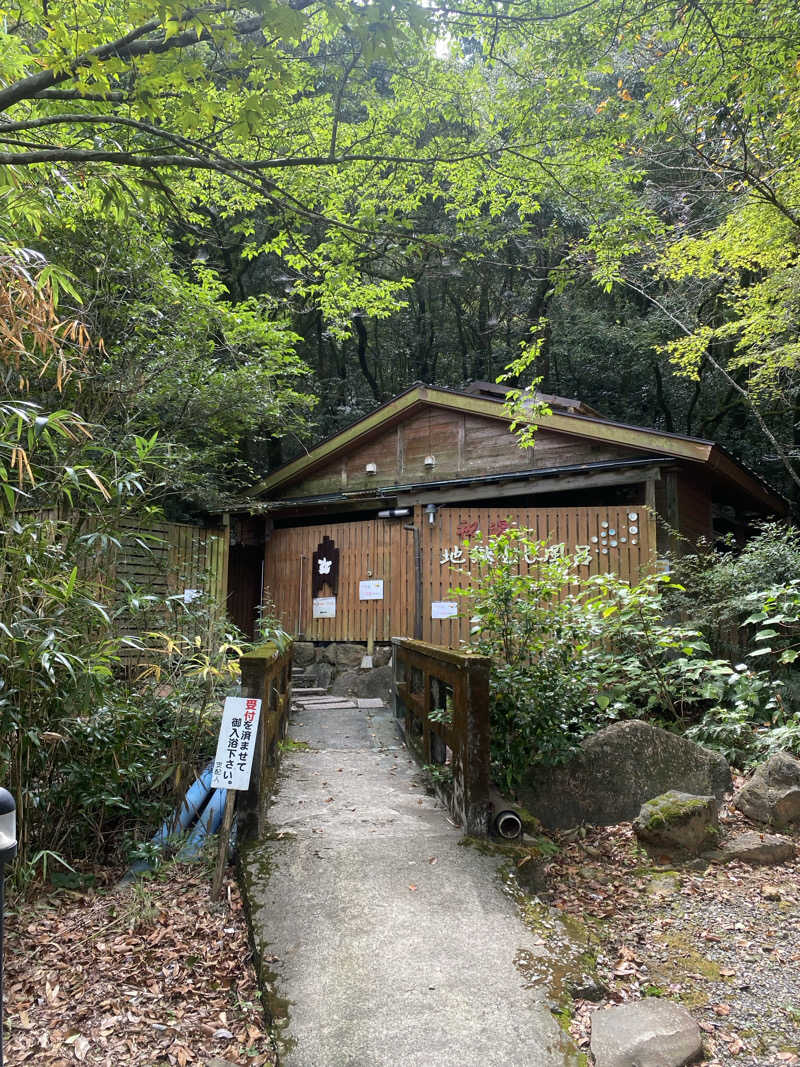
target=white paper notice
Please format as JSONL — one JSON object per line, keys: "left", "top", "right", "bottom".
{"left": 431, "top": 600, "right": 458, "bottom": 619}
{"left": 211, "top": 696, "right": 262, "bottom": 790}
{"left": 312, "top": 596, "right": 337, "bottom": 618}
{"left": 359, "top": 580, "right": 384, "bottom": 600}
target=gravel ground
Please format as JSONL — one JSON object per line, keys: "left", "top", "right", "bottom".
{"left": 529, "top": 804, "right": 800, "bottom": 1066}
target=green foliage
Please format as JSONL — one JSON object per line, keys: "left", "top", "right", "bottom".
{"left": 255, "top": 596, "right": 293, "bottom": 653}
{"left": 453, "top": 529, "right": 784, "bottom": 786}
{"left": 452, "top": 529, "right": 597, "bottom": 787}
{"left": 686, "top": 662, "right": 797, "bottom": 767}
{"left": 666, "top": 524, "right": 800, "bottom": 661}
{"left": 745, "top": 579, "right": 800, "bottom": 668}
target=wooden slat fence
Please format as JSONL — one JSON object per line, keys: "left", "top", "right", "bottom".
{"left": 25, "top": 509, "right": 230, "bottom": 654}
{"left": 264, "top": 503, "right": 657, "bottom": 647}
{"left": 392, "top": 637, "right": 491, "bottom": 834}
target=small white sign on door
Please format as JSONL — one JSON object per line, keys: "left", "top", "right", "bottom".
{"left": 312, "top": 596, "right": 337, "bottom": 618}
{"left": 431, "top": 600, "right": 458, "bottom": 619}
{"left": 359, "top": 580, "right": 384, "bottom": 600}
{"left": 211, "top": 696, "right": 262, "bottom": 790}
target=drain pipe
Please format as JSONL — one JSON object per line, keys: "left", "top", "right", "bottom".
{"left": 489, "top": 788, "right": 523, "bottom": 840}
{"left": 403, "top": 523, "right": 423, "bottom": 640}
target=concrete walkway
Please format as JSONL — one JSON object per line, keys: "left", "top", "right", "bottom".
{"left": 242, "top": 694, "right": 580, "bottom": 1067}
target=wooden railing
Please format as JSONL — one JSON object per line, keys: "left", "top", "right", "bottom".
{"left": 392, "top": 637, "right": 491, "bottom": 835}
{"left": 237, "top": 641, "right": 294, "bottom": 839}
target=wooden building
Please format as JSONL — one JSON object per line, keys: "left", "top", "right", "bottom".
{"left": 228, "top": 383, "right": 785, "bottom": 646}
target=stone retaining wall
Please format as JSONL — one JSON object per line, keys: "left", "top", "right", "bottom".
{"left": 293, "top": 641, "right": 393, "bottom": 690}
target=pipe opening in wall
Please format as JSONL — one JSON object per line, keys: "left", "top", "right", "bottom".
{"left": 493, "top": 810, "right": 523, "bottom": 840}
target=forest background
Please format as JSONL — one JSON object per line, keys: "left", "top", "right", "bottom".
{"left": 3, "top": 0, "right": 800, "bottom": 515}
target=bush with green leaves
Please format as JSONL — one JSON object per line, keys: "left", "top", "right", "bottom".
{"left": 452, "top": 529, "right": 597, "bottom": 789}
{"left": 664, "top": 522, "right": 800, "bottom": 660}
{"left": 453, "top": 529, "right": 783, "bottom": 787}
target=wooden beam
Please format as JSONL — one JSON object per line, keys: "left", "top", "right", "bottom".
{"left": 422, "top": 387, "right": 714, "bottom": 462}
{"left": 396, "top": 465, "right": 662, "bottom": 507}
{"left": 707, "top": 446, "right": 788, "bottom": 514}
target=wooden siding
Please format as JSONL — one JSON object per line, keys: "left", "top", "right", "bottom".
{"left": 279, "top": 407, "right": 646, "bottom": 500}
{"left": 654, "top": 469, "right": 714, "bottom": 554}
{"left": 676, "top": 472, "right": 714, "bottom": 546}
{"left": 264, "top": 517, "right": 410, "bottom": 642}
{"left": 263, "top": 503, "right": 656, "bottom": 647}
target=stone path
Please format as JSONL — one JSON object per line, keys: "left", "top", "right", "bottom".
{"left": 242, "top": 693, "right": 580, "bottom": 1067}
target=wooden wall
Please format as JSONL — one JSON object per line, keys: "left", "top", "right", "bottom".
{"left": 654, "top": 470, "right": 714, "bottom": 555}
{"left": 280, "top": 408, "right": 645, "bottom": 499}
{"left": 263, "top": 503, "right": 656, "bottom": 647}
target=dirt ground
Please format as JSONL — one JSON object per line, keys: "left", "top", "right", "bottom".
{"left": 528, "top": 799, "right": 800, "bottom": 1067}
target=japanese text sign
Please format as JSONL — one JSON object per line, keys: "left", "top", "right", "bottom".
{"left": 211, "top": 696, "right": 262, "bottom": 791}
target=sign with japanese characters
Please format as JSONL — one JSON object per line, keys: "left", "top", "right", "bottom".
{"left": 431, "top": 600, "right": 459, "bottom": 619}
{"left": 359, "top": 580, "right": 384, "bottom": 600}
{"left": 439, "top": 541, "right": 592, "bottom": 566}
{"left": 211, "top": 696, "right": 262, "bottom": 791}
{"left": 312, "top": 596, "right": 337, "bottom": 618}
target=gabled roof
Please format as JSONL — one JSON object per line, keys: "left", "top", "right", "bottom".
{"left": 254, "top": 383, "right": 785, "bottom": 513}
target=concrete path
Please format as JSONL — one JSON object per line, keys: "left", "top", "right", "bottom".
{"left": 242, "top": 694, "right": 580, "bottom": 1067}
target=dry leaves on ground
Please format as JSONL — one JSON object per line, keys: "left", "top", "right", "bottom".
{"left": 539, "top": 809, "right": 800, "bottom": 1067}
{"left": 4, "top": 860, "right": 275, "bottom": 1066}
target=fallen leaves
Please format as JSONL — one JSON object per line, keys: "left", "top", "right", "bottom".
{"left": 542, "top": 815, "right": 800, "bottom": 1067}
{"left": 5, "top": 861, "right": 275, "bottom": 1066}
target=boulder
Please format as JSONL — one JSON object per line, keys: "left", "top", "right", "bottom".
{"left": 590, "top": 999, "right": 703, "bottom": 1067}
{"left": 331, "top": 665, "right": 393, "bottom": 703}
{"left": 372, "top": 645, "right": 392, "bottom": 668}
{"left": 292, "top": 641, "right": 316, "bottom": 668}
{"left": 705, "top": 830, "right": 795, "bottom": 866}
{"left": 335, "top": 643, "right": 368, "bottom": 668}
{"left": 518, "top": 720, "right": 732, "bottom": 830}
{"left": 733, "top": 751, "right": 800, "bottom": 830}
{"left": 314, "top": 663, "right": 334, "bottom": 691}
{"left": 633, "top": 791, "right": 718, "bottom": 855}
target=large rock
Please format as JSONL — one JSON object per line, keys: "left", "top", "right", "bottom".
{"left": 733, "top": 751, "right": 800, "bottom": 830}
{"left": 292, "top": 641, "right": 316, "bottom": 668}
{"left": 372, "top": 645, "right": 392, "bottom": 668}
{"left": 633, "top": 791, "right": 718, "bottom": 855}
{"left": 320, "top": 642, "right": 367, "bottom": 667}
{"left": 331, "top": 665, "right": 393, "bottom": 703}
{"left": 518, "top": 720, "right": 732, "bottom": 830}
{"left": 590, "top": 999, "right": 703, "bottom": 1067}
{"left": 705, "top": 830, "right": 795, "bottom": 866}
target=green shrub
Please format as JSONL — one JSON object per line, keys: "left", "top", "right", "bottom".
{"left": 452, "top": 529, "right": 783, "bottom": 786}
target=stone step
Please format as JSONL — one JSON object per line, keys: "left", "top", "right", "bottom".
{"left": 292, "top": 686, "right": 327, "bottom": 697}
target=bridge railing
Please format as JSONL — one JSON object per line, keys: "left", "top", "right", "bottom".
{"left": 238, "top": 641, "right": 294, "bottom": 839}
{"left": 392, "top": 637, "right": 491, "bottom": 835}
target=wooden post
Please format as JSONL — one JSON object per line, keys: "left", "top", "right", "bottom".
{"left": 211, "top": 789, "right": 236, "bottom": 900}
{"left": 462, "top": 655, "right": 491, "bottom": 835}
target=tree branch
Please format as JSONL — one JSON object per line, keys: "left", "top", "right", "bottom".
{"left": 0, "top": 9, "right": 261, "bottom": 113}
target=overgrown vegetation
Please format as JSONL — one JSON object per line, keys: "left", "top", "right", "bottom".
{"left": 455, "top": 527, "right": 800, "bottom": 790}
{"left": 0, "top": 251, "right": 244, "bottom": 889}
